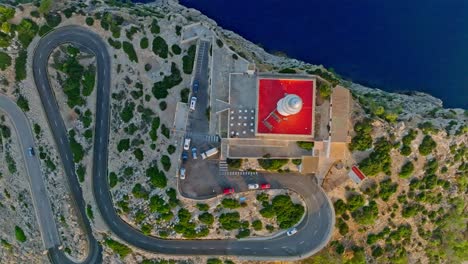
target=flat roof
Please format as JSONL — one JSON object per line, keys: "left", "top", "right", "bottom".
{"left": 256, "top": 78, "right": 314, "bottom": 135}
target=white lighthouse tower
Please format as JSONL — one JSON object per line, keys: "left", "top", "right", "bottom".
{"left": 276, "top": 94, "right": 303, "bottom": 116}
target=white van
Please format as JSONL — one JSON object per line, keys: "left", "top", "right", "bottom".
{"left": 183, "top": 138, "right": 191, "bottom": 150}
{"left": 201, "top": 148, "right": 219, "bottom": 160}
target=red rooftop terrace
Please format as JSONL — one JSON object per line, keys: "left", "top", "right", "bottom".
{"left": 256, "top": 78, "right": 315, "bottom": 137}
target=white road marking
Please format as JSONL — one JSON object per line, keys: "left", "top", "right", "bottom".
{"left": 282, "top": 246, "right": 287, "bottom": 249}
{"left": 299, "top": 241, "right": 305, "bottom": 245}
{"left": 243, "top": 247, "right": 250, "bottom": 250}
{"left": 59, "top": 138, "right": 63, "bottom": 144}
{"left": 54, "top": 120, "right": 58, "bottom": 126}
{"left": 263, "top": 247, "right": 269, "bottom": 249}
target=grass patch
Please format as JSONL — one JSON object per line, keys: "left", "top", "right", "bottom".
{"left": 258, "top": 159, "right": 288, "bottom": 171}
{"left": 296, "top": 141, "right": 314, "bottom": 151}
{"left": 86, "top": 204, "right": 94, "bottom": 220}
{"left": 105, "top": 238, "right": 132, "bottom": 258}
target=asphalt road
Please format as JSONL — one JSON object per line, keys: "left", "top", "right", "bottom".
{"left": 0, "top": 96, "right": 60, "bottom": 250}
{"left": 28, "top": 25, "right": 335, "bottom": 263}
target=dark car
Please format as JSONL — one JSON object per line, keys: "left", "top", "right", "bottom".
{"left": 182, "top": 152, "right": 188, "bottom": 162}
{"left": 192, "top": 80, "right": 199, "bottom": 94}
{"left": 28, "top": 147, "right": 35, "bottom": 157}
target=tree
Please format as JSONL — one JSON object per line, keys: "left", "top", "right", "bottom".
{"left": 39, "top": 0, "right": 54, "bottom": 14}
{"left": 15, "top": 226, "right": 26, "bottom": 242}
{"left": 198, "top": 212, "right": 214, "bottom": 225}
{"left": 399, "top": 161, "right": 414, "bottom": 178}
{"left": 349, "top": 119, "right": 373, "bottom": 151}
{"left": 419, "top": 135, "right": 437, "bottom": 156}
{"left": 318, "top": 82, "right": 332, "bottom": 99}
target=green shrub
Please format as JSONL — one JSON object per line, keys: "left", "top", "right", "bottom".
{"left": 167, "top": 145, "right": 176, "bottom": 154}
{"left": 260, "top": 205, "right": 275, "bottom": 218}
{"left": 198, "top": 212, "right": 214, "bottom": 225}
{"left": 346, "top": 193, "right": 365, "bottom": 212}
{"left": 171, "top": 44, "right": 181, "bottom": 55}
{"left": 0, "top": 51, "right": 11, "bottom": 70}
{"left": 105, "top": 238, "right": 132, "bottom": 258}
{"left": 166, "top": 188, "right": 179, "bottom": 207}
{"left": 196, "top": 203, "right": 209, "bottom": 211}
{"left": 82, "top": 67, "right": 96, "bottom": 96}
{"left": 159, "top": 101, "right": 167, "bottom": 111}
{"left": 207, "top": 258, "right": 222, "bottom": 264}
{"left": 15, "top": 226, "right": 26, "bottom": 242}
{"left": 152, "top": 36, "right": 168, "bottom": 58}
{"left": 16, "top": 19, "right": 38, "bottom": 48}
{"left": 333, "top": 199, "right": 347, "bottom": 215}
{"left": 76, "top": 164, "right": 85, "bottom": 182}
{"left": 45, "top": 12, "right": 61, "bottom": 27}
{"left": 278, "top": 68, "right": 296, "bottom": 74}
{"left": 318, "top": 82, "right": 332, "bottom": 99}
{"left": 399, "top": 161, "right": 414, "bottom": 178}
{"left": 140, "top": 37, "right": 148, "bottom": 49}
{"left": 252, "top": 220, "right": 262, "bottom": 231}
{"left": 147, "top": 165, "right": 167, "bottom": 188}
{"left": 132, "top": 183, "right": 149, "bottom": 199}
{"left": 38, "top": 24, "right": 52, "bottom": 36}
{"left": 16, "top": 95, "right": 29, "bottom": 112}
{"left": 69, "top": 131, "right": 84, "bottom": 162}
{"left": 120, "top": 101, "right": 135, "bottom": 122}
{"left": 351, "top": 201, "right": 379, "bottom": 225}
{"left": 258, "top": 159, "right": 288, "bottom": 171}
{"left": 150, "top": 19, "right": 160, "bottom": 34}
{"left": 236, "top": 228, "right": 251, "bottom": 239}
{"left": 336, "top": 218, "right": 348, "bottom": 235}
{"left": 292, "top": 159, "right": 302, "bottom": 165}
{"left": 349, "top": 119, "right": 373, "bottom": 151}
{"left": 221, "top": 198, "right": 240, "bottom": 209}
{"left": 125, "top": 26, "right": 139, "bottom": 40}
{"left": 161, "top": 124, "right": 170, "bottom": 139}
{"left": 359, "top": 138, "right": 392, "bottom": 176}
{"left": 152, "top": 63, "right": 182, "bottom": 99}
{"left": 108, "top": 38, "right": 122, "bottom": 49}
{"left": 133, "top": 148, "right": 144, "bottom": 161}
{"left": 117, "top": 139, "right": 130, "bottom": 152}
{"left": 109, "top": 172, "right": 118, "bottom": 188}
{"left": 85, "top": 17, "right": 94, "bottom": 26}
{"left": 149, "top": 195, "right": 170, "bottom": 214}
{"left": 218, "top": 212, "right": 241, "bottom": 230}
{"left": 86, "top": 204, "right": 94, "bottom": 220}
{"left": 296, "top": 141, "right": 314, "bottom": 151}
{"left": 256, "top": 193, "right": 269, "bottom": 202}
{"left": 419, "top": 135, "right": 437, "bottom": 156}
{"left": 216, "top": 39, "right": 223, "bottom": 47}
{"left": 180, "top": 88, "right": 190, "bottom": 103}
{"left": 160, "top": 155, "right": 171, "bottom": 171}
{"left": 15, "top": 50, "right": 27, "bottom": 81}
{"left": 149, "top": 117, "right": 160, "bottom": 141}
{"left": 271, "top": 195, "right": 305, "bottom": 229}
{"left": 378, "top": 178, "right": 397, "bottom": 201}
{"left": 122, "top": 41, "right": 138, "bottom": 62}
{"left": 226, "top": 158, "right": 242, "bottom": 169}
{"left": 182, "top": 44, "right": 196, "bottom": 74}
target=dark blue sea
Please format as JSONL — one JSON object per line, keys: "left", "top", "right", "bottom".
{"left": 134, "top": 0, "right": 468, "bottom": 109}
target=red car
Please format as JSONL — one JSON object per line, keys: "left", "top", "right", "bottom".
{"left": 260, "top": 183, "right": 271, "bottom": 190}
{"left": 223, "top": 188, "right": 235, "bottom": 195}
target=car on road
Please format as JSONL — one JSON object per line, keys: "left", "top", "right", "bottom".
{"left": 223, "top": 188, "right": 235, "bottom": 195}
{"left": 248, "top": 184, "right": 259, "bottom": 190}
{"left": 182, "top": 151, "right": 188, "bottom": 162}
{"left": 183, "top": 138, "right": 191, "bottom": 150}
{"left": 192, "top": 80, "right": 199, "bottom": 94}
{"left": 191, "top": 147, "right": 198, "bottom": 159}
{"left": 286, "top": 228, "right": 298, "bottom": 236}
{"left": 190, "top": 96, "right": 197, "bottom": 111}
{"left": 261, "top": 183, "right": 271, "bottom": 190}
{"left": 179, "top": 167, "right": 186, "bottom": 180}
{"left": 28, "top": 147, "right": 35, "bottom": 157}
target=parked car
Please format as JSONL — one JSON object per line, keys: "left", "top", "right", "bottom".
{"left": 182, "top": 151, "right": 188, "bottom": 162}
{"left": 28, "top": 147, "right": 35, "bottom": 157}
{"left": 183, "top": 138, "right": 191, "bottom": 150}
{"left": 286, "top": 228, "right": 298, "bottom": 236}
{"left": 223, "top": 188, "right": 235, "bottom": 195}
{"left": 190, "top": 96, "right": 197, "bottom": 111}
{"left": 260, "top": 183, "right": 271, "bottom": 190}
{"left": 192, "top": 80, "right": 199, "bottom": 94}
{"left": 179, "top": 167, "right": 186, "bottom": 180}
{"left": 191, "top": 147, "right": 198, "bottom": 159}
{"left": 248, "top": 184, "right": 259, "bottom": 190}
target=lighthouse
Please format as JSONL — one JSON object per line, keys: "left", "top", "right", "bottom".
{"left": 277, "top": 94, "right": 303, "bottom": 116}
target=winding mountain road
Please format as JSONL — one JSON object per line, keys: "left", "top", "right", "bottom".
{"left": 1, "top": 25, "right": 334, "bottom": 263}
